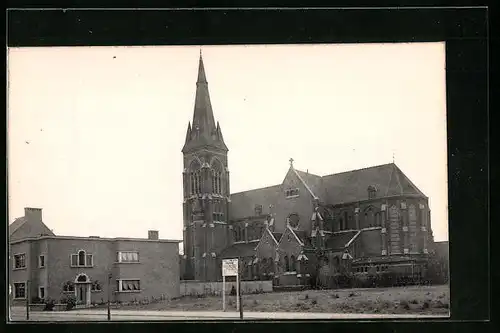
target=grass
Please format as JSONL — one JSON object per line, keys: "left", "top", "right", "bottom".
{"left": 113, "top": 284, "right": 450, "bottom": 315}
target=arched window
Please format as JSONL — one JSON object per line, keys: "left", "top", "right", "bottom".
{"left": 375, "top": 212, "right": 382, "bottom": 226}
{"left": 268, "top": 257, "right": 274, "bottom": 274}
{"left": 389, "top": 205, "right": 401, "bottom": 254}
{"left": 334, "top": 256, "right": 340, "bottom": 267}
{"left": 290, "top": 255, "right": 296, "bottom": 272}
{"left": 284, "top": 255, "right": 290, "bottom": 272}
{"left": 78, "top": 250, "right": 86, "bottom": 266}
{"left": 365, "top": 207, "right": 375, "bottom": 227}
{"left": 76, "top": 273, "right": 88, "bottom": 283}
{"left": 408, "top": 204, "right": 418, "bottom": 252}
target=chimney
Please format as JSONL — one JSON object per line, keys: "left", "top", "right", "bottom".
{"left": 148, "top": 230, "right": 159, "bottom": 240}
{"left": 24, "top": 207, "right": 42, "bottom": 221}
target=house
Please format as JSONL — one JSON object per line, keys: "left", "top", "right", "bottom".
{"left": 9, "top": 207, "right": 181, "bottom": 306}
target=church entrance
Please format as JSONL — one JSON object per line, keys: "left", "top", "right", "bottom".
{"left": 74, "top": 273, "right": 91, "bottom": 308}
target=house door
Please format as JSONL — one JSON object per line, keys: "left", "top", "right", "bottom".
{"left": 76, "top": 284, "right": 90, "bottom": 306}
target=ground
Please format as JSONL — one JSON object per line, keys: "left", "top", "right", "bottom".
{"left": 110, "top": 284, "right": 450, "bottom": 315}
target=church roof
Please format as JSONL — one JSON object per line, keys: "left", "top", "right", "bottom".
{"left": 320, "top": 163, "right": 425, "bottom": 205}
{"left": 294, "top": 169, "right": 323, "bottom": 199}
{"left": 272, "top": 232, "right": 283, "bottom": 242}
{"left": 325, "top": 230, "right": 359, "bottom": 250}
{"left": 230, "top": 185, "right": 282, "bottom": 220}
{"left": 219, "top": 242, "right": 257, "bottom": 259}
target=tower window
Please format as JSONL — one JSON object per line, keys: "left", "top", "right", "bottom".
{"left": 212, "top": 170, "right": 222, "bottom": 194}
{"left": 190, "top": 171, "right": 202, "bottom": 195}
{"left": 212, "top": 200, "right": 225, "bottom": 221}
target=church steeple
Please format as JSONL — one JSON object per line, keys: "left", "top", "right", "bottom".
{"left": 182, "top": 51, "right": 228, "bottom": 153}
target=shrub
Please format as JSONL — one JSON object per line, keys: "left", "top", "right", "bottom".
{"left": 400, "top": 300, "right": 410, "bottom": 310}
{"left": 31, "top": 296, "right": 43, "bottom": 304}
{"left": 334, "top": 272, "right": 355, "bottom": 289}
{"left": 64, "top": 295, "right": 76, "bottom": 311}
{"left": 43, "top": 298, "right": 56, "bottom": 311}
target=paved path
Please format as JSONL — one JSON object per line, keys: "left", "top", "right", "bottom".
{"left": 9, "top": 307, "right": 447, "bottom": 321}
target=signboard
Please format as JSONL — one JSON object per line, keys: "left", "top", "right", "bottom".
{"left": 222, "top": 258, "right": 239, "bottom": 277}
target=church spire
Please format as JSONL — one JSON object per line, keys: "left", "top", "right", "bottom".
{"left": 197, "top": 49, "right": 207, "bottom": 84}
{"left": 182, "top": 51, "right": 228, "bottom": 153}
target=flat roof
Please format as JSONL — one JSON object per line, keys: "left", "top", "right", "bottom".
{"left": 10, "top": 235, "right": 182, "bottom": 245}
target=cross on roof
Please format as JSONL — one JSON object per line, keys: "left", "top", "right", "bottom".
{"left": 289, "top": 158, "right": 294, "bottom": 167}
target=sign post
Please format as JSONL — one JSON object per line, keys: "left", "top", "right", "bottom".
{"left": 222, "top": 258, "right": 239, "bottom": 314}
{"left": 107, "top": 273, "right": 112, "bottom": 321}
{"left": 26, "top": 280, "right": 30, "bottom": 321}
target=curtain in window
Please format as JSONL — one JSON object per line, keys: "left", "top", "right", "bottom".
{"left": 15, "top": 283, "right": 26, "bottom": 298}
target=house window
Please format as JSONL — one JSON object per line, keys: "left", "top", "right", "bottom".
{"left": 14, "top": 254, "right": 26, "bottom": 269}
{"left": 117, "top": 279, "right": 141, "bottom": 292}
{"left": 38, "top": 286, "right": 45, "bottom": 299}
{"left": 117, "top": 251, "right": 139, "bottom": 263}
{"left": 91, "top": 281, "right": 102, "bottom": 292}
{"left": 63, "top": 281, "right": 75, "bottom": 293}
{"left": 39, "top": 255, "right": 45, "bottom": 268}
{"left": 254, "top": 204, "right": 263, "bottom": 216}
{"left": 285, "top": 188, "right": 299, "bottom": 198}
{"left": 284, "top": 255, "right": 290, "bottom": 272}
{"left": 71, "top": 250, "right": 94, "bottom": 267}
{"left": 13, "top": 282, "right": 26, "bottom": 299}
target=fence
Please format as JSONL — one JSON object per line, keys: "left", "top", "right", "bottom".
{"left": 180, "top": 280, "right": 273, "bottom": 297}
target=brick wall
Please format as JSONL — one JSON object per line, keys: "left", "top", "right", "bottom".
{"left": 9, "top": 237, "right": 180, "bottom": 305}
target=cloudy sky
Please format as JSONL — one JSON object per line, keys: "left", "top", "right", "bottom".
{"left": 7, "top": 43, "right": 448, "bottom": 244}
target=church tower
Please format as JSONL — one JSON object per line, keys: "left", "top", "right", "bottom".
{"left": 182, "top": 52, "right": 230, "bottom": 281}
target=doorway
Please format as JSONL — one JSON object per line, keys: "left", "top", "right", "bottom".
{"left": 75, "top": 273, "right": 91, "bottom": 307}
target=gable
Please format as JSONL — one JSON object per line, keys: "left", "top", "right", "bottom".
{"left": 256, "top": 228, "right": 278, "bottom": 258}
{"left": 10, "top": 218, "right": 54, "bottom": 242}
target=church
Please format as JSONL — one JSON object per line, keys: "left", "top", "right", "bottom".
{"left": 180, "top": 53, "right": 436, "bottom": 287}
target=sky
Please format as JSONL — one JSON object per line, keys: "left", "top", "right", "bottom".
{"left": 7, "top": 43, "right": 449, "bottom": 245}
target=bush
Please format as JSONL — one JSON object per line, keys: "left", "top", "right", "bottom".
{"left": 332, "top": 272, "right": 355, "bottom": 289}
{"left": 62, "top": 295, "right": 76, "bottom": 311}
{"left": 43, "top": 298, "right": 56, "bottom": 311}
{"left": 31, "top": 296, "right": 43, "bottom": 304}
{"left": 400, "top": 300, "right": 410, "bottom": 310}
